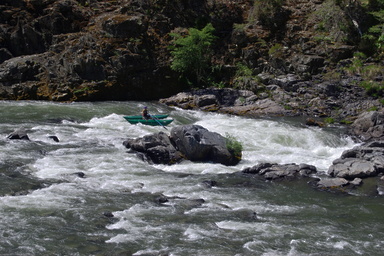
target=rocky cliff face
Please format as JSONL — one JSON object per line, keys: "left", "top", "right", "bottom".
{"left": 0, "top": 0, "right": 378, "bottom": 103}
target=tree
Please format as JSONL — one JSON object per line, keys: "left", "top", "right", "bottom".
{"left": 357, "top": 0, "right": 384, "bottom": 56}
{"left": 169, "top": 23, "right": 216, "bottom": 87}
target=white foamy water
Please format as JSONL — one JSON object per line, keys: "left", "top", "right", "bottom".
{"left": 1, "top": 101, "right": 383, "bottom": 256}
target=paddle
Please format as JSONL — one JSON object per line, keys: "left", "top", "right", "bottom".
{"left": 149, "top": 114, "right": 168, "bottom": 130}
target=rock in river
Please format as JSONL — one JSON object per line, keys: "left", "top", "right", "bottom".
{"left": 123, "top": 125, "right": 241, "bottom": 166}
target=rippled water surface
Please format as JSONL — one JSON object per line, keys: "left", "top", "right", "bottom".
{"left": 1, "top": 101, "right": 384, "bottom": 256}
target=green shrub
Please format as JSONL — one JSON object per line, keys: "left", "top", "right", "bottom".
{"left": 310, "top": 0, "right": 354, "bottom": 43}
{"left": 368, "top": 106, "right": 380, "bottom": 111}
{"left": 169, "top": 23, "right": 216, "bottom": 87}
{"left": 249, "top": 0, "right": 286, "bottom": 29}
{"left": 324, "top": 117, "right": 335, "bottom": 124}
{"left": 233, "top": 23, "right": 246, "bottom": 32}
{"left": 345, "top": 52, "right": 383, "bottom": 78}
{"left": 233, "top": 63, "right": 264, "bottom": 92}
{"left": 268, "top": 43, "right": 284, "bottom": 59}
{"left": 344, "top": 52, "right": 365, "bottom": 74}
{"left": 225, "top": 133, "right": 243, "bottom": 159}
{"left": 340, "top": 119, "right": 353, "bottom": 125}
{"left": 235, "top": 63, "right": 253, "bottom": 77}
{"left": 343, "top": 51, "right": 384, "bottom": 98}
{"left": 356, "top": 0, "right": 384, "bottom": 56}
{"left": 323, "top": 70, "right": 342, "bottom": 81}
{"left": 361, "top": 81, "right": 384, "bottom": 97}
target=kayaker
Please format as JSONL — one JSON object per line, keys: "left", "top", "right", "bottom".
{"left": 141, "top": 106, "right": 151, "bottom": 119}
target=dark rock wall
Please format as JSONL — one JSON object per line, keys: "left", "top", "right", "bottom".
{"left": 0, "top": 0, "right": 375, "bottom": 102}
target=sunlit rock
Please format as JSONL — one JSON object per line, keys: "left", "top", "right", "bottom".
{"left": 123, "top": 125, "right": 241, "bottom": 166}
{"left": 170, "top": 125, "right": 241, "bottom": 166}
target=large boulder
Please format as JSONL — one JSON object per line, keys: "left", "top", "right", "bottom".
{"left": 123, "top": 125, "right": 242, "bottom": 166}
{"left": 307, "top": 140, "right": 384, "bottom": 196}
{"left": 123, "top": 131, "right": 183, "bottom": 164}
{"left": 328, "top": 158, "right": 377, "bottom": 179}
{"left": 170, "top": 125, "right": 241, "bottom": 166}
{"left": 349, "top": 110, "right": 384, "bottom": 142}
{"left": 289, "top": 54, "right": 325, "bottom": 75}
{"left": 328, "top": 141, "right": 384, "bottom": 179}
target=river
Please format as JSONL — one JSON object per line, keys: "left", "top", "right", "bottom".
{"left": 1, "top": 100, "right": 384, "bottom": 256}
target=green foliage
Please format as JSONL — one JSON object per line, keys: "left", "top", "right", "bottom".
{"left": 343, "top": 51, "right": 384, "bottom": 98}
{"left": 344, "top": 51, "right": 365, "bottom": 74}
{"left": 233, "top": 63, "right": 264, "bottom": 92}
{"left": 250, "top": 0, "right": 285, "bottom": 28}
{"left": 268, "top": 43, "right": 284, "bottom": 59}
{"left": 323, "top": 70, "right": 342, "bottom": 81}
{"left": 361, "top": 81, "right": 384, "bottom": 97}
{"left": 211, "top": 81, "right": 226, "bottom": 89}
{"left": 324, "top": 117, "right": 335, "bottom": 124}
{"left": 233, "top": 23, "right": 246, "bottom": 32}
{"left": 169, "top": 23, "right": 217, "bottom": 87}
{"left": 225, "top": 133, "right": 243, "bottom": 159}
{"left": 368, "top": 106, "right": 380, "bottom": 111}
{"left": 235, "top": 63, "right": 253, "bottom": 77}
{"left": 354, "top": 51, "right": 367, "bottom": 59}
{"left": 378, "top": 34, "right": 384, "bottom": 53}
{"left": 357, "top": 0, "right": 384, "bottom": 56}
{"left": 346, "top": 52, "right": 384, "bottom": 80}
{"left": 340, "top": 119, "right": 353, "bottom": 124}
{"left": 311, "top": 0, "right": 353, "bottom": 43}
{"left": 345, "top": 52, "right": 384, "bottom": 80}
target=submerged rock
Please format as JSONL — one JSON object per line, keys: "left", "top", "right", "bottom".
{"left": 7, "top": 129, "right": 30, "bottom": 140}
{"left": 316, "top": 177, "right": 349, "bottom": 188}
{"left": 378, "top": 176, "right": 384, "bottom": 195}
{"left": 242, "top": 162, "right": 317, "bottom": 180}
{"left": 48, "top": 135, "right": 60, "bottom": 142}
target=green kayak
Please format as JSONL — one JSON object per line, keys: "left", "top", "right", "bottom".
{"left": 125, "top": 118, "right": 173, "bottom": 126}
{"left": 123, "top": 114, "right": 169, "bottom": 120}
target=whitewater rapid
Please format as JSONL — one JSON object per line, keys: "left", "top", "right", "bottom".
{"left": 3, "top": 101, "right": 382, "bottom": 256}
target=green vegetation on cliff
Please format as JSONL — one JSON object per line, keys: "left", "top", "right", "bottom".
{"left": 250, "top": 0, "right": 286, "bottom": 30}
{"left": 361, "top": 0, "right": 384, "bottom": 57}
{"left": 169, "top": 23, "right": 217, "bottom": 87}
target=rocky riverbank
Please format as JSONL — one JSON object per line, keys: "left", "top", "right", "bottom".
{"left": 1, "top": 0, "right": 382, "bottom": 106}
{"left": 159, "top": 74, "right": 382, "bottom": 124}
